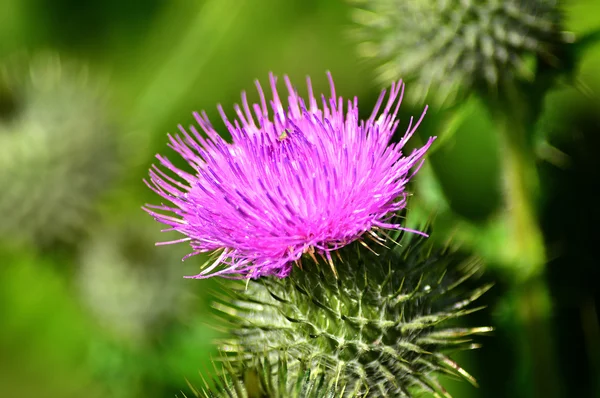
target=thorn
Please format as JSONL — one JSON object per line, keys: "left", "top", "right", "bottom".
{"left": 334, "top": 249, "right": 344, "bottom": 263}
{"left": 306, "top": 246, "right": 320, "bottom": 265}
{"left": 367, "top": 230, "right": 391, "bottom": 249}
{"left": 374, "top": 227, "right": 401, "bottom": 246}
{"left": 359, "top": 239, "right": 380, "bottom": 256}
{"left": 324, "top": 251, "right": 338, "bottom": 278}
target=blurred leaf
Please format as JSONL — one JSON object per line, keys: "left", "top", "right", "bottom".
{"left": 565, "top": 0, "right": 600, "bottom": 88}
{"left": 572, "top": 29, "right": 600, "bottom": 57}
{"left": 30, "top": 0, "right": 164, "bottom": 51}
{"left": 0, "top": 244, "right": 105, "bottom": 398}
{"left": 426, "top": 95, "right": 501, "bottom": 222}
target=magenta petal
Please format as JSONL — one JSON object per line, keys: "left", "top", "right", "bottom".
{"left": 144, "top": 72, "right": 435, "bottom": 279}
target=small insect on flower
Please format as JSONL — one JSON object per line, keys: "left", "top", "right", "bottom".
{"left": 144, "top": 72, "right": 435, "bottom": 279}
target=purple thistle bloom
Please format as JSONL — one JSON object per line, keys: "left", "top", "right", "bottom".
{"left": 144, "top": 72, "right": 434, "bottom": 279}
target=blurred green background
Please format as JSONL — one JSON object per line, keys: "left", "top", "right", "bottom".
{"left": 0, "top": 0, "right": 599, "bottom": 397}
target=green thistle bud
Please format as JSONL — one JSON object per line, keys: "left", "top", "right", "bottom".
{"left": 213, "top": 232, "right": 492, "bottom": 397}
{"left": 0, "top": 52, "right": 118, "bottom": 244}
{"left": 77, "top": 220, "right": 191, "bottom": 342}
{"left": 351, "top": 0, "right": 567, "bottom": 106}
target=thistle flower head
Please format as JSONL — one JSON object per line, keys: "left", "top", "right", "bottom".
{"left": 145, "top": 73, "right": 434, "bottom": 279}
{"left": 351, "top": 0, "right": 566, "bottom": 105}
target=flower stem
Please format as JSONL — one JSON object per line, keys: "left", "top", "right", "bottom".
{"left": 492, "top": 90, "right": 563, "bottom": 397}
{"left": 516, "top": 276, "right": 563, "bottom": 398}
{"left": 495, "top": 110, "right": 545, "bottom": 280}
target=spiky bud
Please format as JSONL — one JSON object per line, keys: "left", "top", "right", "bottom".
{"left": 213, "top": 230, "right": 492, "bottom": 397}
{"left": 0, "top": 53, "right": 118, "bottom": 243}
{"left": 351, "top": 0, "right": 567, "bottom": 105}
{"left": 190, "top": 355, "right": 344, "bottom": 398}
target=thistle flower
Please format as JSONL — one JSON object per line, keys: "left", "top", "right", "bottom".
{"left": 350, "top": 0, "right": 567, "bottom": 105}
{"left": 213, "top": 229, "right": 492, "bottom": 397}
{"left": 0, "top": 53, "right": 118, "bottom": 243}
{"left": 145, "top": 72, "right": 434, "bottom": 279}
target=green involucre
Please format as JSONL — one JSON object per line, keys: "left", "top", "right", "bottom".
{"left": 189, "top": 354, "right": 345, "bottom": 398}
{"left": 211, "top": 231, "right": 492, "bottom": 397}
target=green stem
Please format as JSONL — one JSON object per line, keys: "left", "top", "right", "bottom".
{"left": 495, "top": 112, "right": 545, "bottom": 280}
{"left": 581, "top": 297, "right": 600, "bottom": 397}
{"left": 492, "top": 89, "right": 562, "bottom": 397}
{"left": 516, "top": 277, "right": 562, "bottom": 398}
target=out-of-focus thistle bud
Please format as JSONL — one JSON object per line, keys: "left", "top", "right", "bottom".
{"left": 191, "top": 355, "right": 343, "bottom": 398}
{"left": 213, "top": 230, "right": 493, "bottom": 397}
{"left": 77, "top": 220, "right": 191, "bottom": 342}
{"left": 350, "top": 0, "right": 568, "bottom": 106}
{"left": 0, "top": 52, "right": 118, "bottom": 244}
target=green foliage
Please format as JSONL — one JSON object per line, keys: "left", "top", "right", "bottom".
{"left": 77, "top": 218, "right": 193, "bottom": 343}
{"left": 0, "top": 52, "right": 119, "bottom": 244}
{"left": 351, "top": 0, "right": 568, "bottom": 106}
{"left": 212, "top": 231, "right": 492, "bottom": 397}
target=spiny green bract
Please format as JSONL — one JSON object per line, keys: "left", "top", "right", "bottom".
{"left": 351, "top": 0, "right": 567, "bottom": 106}
{"left": 212, "top": 231, "right": 492, "bottom": 397}
{"left": 188, "top": 355, "right": 345, "bottom": 398}
{"left": 0, "top": 52, "right": 118, "bottom": 244}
